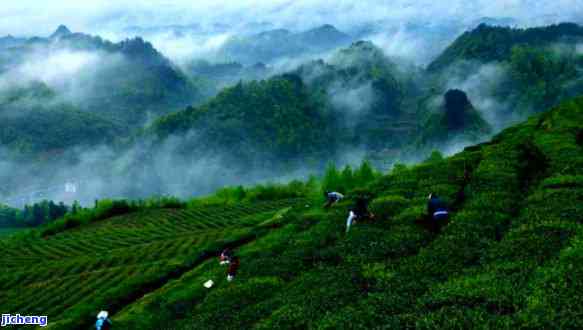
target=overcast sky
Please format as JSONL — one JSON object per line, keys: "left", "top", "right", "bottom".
{"left": 1, "top": 0, "right": 582, "bottom": 37}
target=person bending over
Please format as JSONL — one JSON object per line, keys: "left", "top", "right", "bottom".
{"left": 427, "top": 193, "right": 449, "bottom": 233}
{"left": 346, "top": 196, "right": 374, "bottom": 233}
{"left": 324, "top": 191, "right": 344, "bottom": 208}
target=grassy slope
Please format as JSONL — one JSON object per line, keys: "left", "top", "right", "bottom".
{"left": 0, "top": 199, "right": 306, "bottom": 329}
{"left": 0, "top": 97, "right": 582, "bottom": 329}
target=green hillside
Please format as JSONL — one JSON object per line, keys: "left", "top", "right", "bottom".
{"left": 1, "top": 26, "right": 199, "bottom": 127}
{"left": 146, "top": 41, "right": 423, "bottom": 172}
{"left": 0, "top": 198, "right": 307, "bottom": 329}
{"left": 1, "top": 95, "right": 581, "bottom": 329}
{"left": 425, "top": 23, "right": 583, "bottom": 118}
{"left": 221, "top": 24, "right": 352, "bottom": 65}
{"left": 0, "top": 82, "right": 124, "bottom": 157}
{"left": 148, "top": 74, "right": 338, "bottom": 168}
{"left": 294, "top": 41, "right": 420, "bottom": 150}
{"left": 417, "top": 89, "right": 492, "bottom": 146}
{"left": 428, "top": 23, "right": 583, "bottom": 72}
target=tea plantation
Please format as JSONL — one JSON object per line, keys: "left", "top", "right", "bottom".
{"left": 1, "top": 97, "right": 583, "bottom": 329}
{"left": 0, "top": 199, "right": 306, "bottom": 329}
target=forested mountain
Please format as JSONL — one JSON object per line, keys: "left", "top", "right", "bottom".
{"left": 0, "top": 82, "right": 123, "bottom": 157}
{"left": 184, "top": 60, "right": 272, "bottom": 98}
{"left": 149, "top": 74, "right": 337, "bottom": 169}
{"left": 428, "top": 23, "right": 583, "bottom": 116}
{"left": 142, "top": 26, "right": 583, "bottom": 187}
{"left": 294, "top": 41, "right": 421, "bottom": 151}
{"left": 220, "top": 24, "right": 353, "bottom": 65}
{"left": 146, "top": 38, "right": 493, "bottom": 174}
{"left": 0, "top": 25, "right": 199, "bottom": 125}
{"left": 421, "top": 23, "right": 583, "bottom": 129}
{"left": 0, "top": 25, "right": 203, "bottom": 161}
{"left": 145, "top": 41, "right": 422, "bottom": 177}
{"left": 428, "top": 23, "right": 583, "bottom": 72}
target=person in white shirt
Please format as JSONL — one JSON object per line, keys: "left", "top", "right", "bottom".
{"left": 323, "top": 191, "right": 344, "bottom": 208}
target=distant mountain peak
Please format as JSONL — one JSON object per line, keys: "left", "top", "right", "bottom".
{"left": 314, "top": 24, "right": 339, "bottom": 32}
{"left": 256, "top": 28, "right": 291, "bottom": 39}
{"left": 304, "top": 24, "right": 347, "bottom": 37}
{"left": 50, "top": 25, "right": 72, "bottom": 39}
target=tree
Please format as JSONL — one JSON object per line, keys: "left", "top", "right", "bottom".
{"left": 72, "top": 201, "right": 81, "bottom": 215}
{"left": 234, "top": 186, "right": 246, "bottom": 201}
{"left": 341, "top": 165, "right": 355, "bottom": 192}
{"left": 355, "top": 160, "right": 376, "bottom": 186}
{"left": 31, "top": 203, "right": 45, "bottom": 226}
{"left": 425, "top": 150, "right": 444, "bottom": 163}
{"left": 509, "top": 46, "right": 577, "bottom": 112}
{"left": 322, "top": 163, "right": 342, "bottom": 193}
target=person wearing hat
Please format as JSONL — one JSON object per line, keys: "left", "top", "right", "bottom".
{"left": 96, "top": 311, "right": 112, "bottom": 330}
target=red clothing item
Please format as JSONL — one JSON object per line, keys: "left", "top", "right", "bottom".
{"left": 220, "top": 249, "right": 233, "bottom": 262}
{"left": 228, "top": 257, "right": 240, "bottom": 276}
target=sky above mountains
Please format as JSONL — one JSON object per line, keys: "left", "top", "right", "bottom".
{"left": 1, "top": 0, "right": 582, "bottom": 37}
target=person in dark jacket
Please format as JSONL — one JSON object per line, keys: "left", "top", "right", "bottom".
{"left": 346, "top": 196, "right": 375, "bottom": 233}
{"left": 427, "top": 193, "right": 449, "bottom": 233}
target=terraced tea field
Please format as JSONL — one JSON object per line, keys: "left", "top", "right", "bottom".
{"left": 0, "top": 227, "right": 23, "bottom": 238}
{"left": 0, "top": 198, "right": 306, "bottom": 329}
{"left": 104, "top": 98, "right": 583, "bottom": 329}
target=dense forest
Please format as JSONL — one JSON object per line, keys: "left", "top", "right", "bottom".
{"left": 0, "top": 200, "right": 70, "bottom": 227}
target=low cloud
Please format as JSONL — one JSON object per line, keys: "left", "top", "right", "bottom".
{"left": 328, "top": 82, "right": 375, "bottom": 118}
{"left": 0, "top": 47, "right": 125, "bottom": 105}
{"left": 2, "top": 1, "right": 582, "bottom": 66}
{"left": 365, "top": 26, "right": 458, "bottom": 66}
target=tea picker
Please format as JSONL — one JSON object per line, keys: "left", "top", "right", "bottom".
{"left": 345, "top": 195, "right": 374, "bottom": 233}
{"left": 426, "top": 193, "right": 449, "bottom": 233}
{"left": 204, "top": 248, "right": 241, "bottom": 288}
{"left": 323, "top": 191, "right": 344, "bottom": 208}
{"left": 220, "top": 248, "right": 240, "bottom": 281}
{"left": 95, "top": 311, "right": 112, "bottom": 330}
